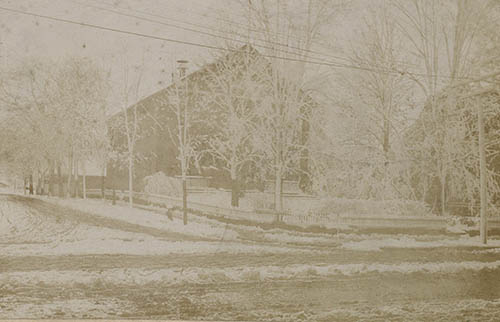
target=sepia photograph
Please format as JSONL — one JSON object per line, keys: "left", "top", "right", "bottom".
{"left": 0, "top": 0, "right": 499, "bottom": 321}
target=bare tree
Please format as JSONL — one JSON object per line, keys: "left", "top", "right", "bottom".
{"left": 0, "top": 60, "right": 58, "bottom": 195}
{"left": 435, "top": 4, "right": 500, "bottom": 241}
{"left": 53, "top": 58, "right": 109, "bottom": 199}
{"left": 203, "top": 47, "right": 265, "bottom": 207}
{"left": 0, "top": 57, "right": 109, "bottom": 198}
{"left": 157, "top": 66, "right": 205, "bottom": 225}
{"left": 330, "top": 4, "right": 415, "bottom": 200}
{"left": 229, "top": 0, "right": 345, "bottom": 212}
{"left": 394, "top": 0, "right": 494, "bottom": 214}
{"left": 113, "top": 59, "right": 145, "bottom": 207}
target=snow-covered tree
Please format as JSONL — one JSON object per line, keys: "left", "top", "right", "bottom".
{"left": 155, "top": 67, "right": 207, "bottom": 225}
{"left": 203, "top": 47, "right": 266, "bottom": 207}
{"left": 113, "top": 60, "right": 144, "bottom": 207}
{"left": 225, "top": 0, "right": 345, "bottom": 211}
{"left": 53, "top": 58, "right": 109, "bottom": 198}
{"left": 327, "top": 3, "right": 415, "bottom": 200}
{"left": 395, "top": 0, "right": 497, "bottom": 214}
{"left": 0, "top": 57, "right": 109, "bottom": 197}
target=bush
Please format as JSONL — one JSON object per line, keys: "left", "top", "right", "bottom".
{"left": 305, "top": 198, "right": 431, "bottom": 218}
{"left": 143, "top": 172, "right": 182, "bottom": 197}
{"left": 246, "top": 192, "right": 275, "bottom": 211}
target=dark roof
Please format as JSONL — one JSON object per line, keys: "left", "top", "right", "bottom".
{"left": 109, "top": 45, "right": 265, "bottom": 119}
{"left": 108, "top": 44, "right": 319, "bottom": 128}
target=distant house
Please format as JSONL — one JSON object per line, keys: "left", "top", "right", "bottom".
{"left": 106, "top": 45, "right": 314, "bottom": 193}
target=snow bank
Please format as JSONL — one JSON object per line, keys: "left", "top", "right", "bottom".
{"left": 342, "top": 235, "right": 500, "bottom": 251}
{"left": 318, "top": 298, "right": 500, "bottom": 321}
{"left": 0, "top": 235, "right": 311, "bottom": 257}
{"left": 260, "top": 230, "right": 338, "bottom": 245}
{"left": 472, "top": 247, "right": 500, "bottom": 254}
{"left": 0, "top": 296, "right": 129, "bottom": 319}
{"left": 446, "top": 216, "right": 480, "bottom": 233}
{"left": 299, "top": 197, "right": 432, "bottom": 217}
{"left": 3, "top": 260, "right": 500, "bottom": 287}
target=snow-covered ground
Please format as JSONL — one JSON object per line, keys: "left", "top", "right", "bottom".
{"left": 341, "top": 234, "right": 500, "bottom": 251}
{"left": 2, "top": 193, "right": 500, "bottom": 321}
{"left": 31, "top": 195, "right": 342, "bottom": 246}
{"left": 3, "top": 194, "right": 499, "bottom": 258}
{"left": 1, "top": 195, "right": 330, "bottom": 257}
{"left": 23, "top": 195, "right": 500, "bottom": 250}
{"left": 1, "top": 297, "right": 130, "bottom": 319}
{"left": 316, "top": 298, "right": 500, "bottom": 322}
{"left": 3, "top": 259, "right": 500, "bottom": 287}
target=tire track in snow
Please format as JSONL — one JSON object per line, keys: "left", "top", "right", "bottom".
{"left": 6, "top": 195, "right": 209, "bottom": 242}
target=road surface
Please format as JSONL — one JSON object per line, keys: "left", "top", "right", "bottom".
{"left": 1, "top": 193, "right": 500, "bottom": 321}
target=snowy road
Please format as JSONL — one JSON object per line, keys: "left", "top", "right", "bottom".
{"left": 1, "top": 193, "right": 500, "bottom": 321}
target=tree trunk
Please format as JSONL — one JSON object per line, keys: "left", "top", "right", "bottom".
{"left": 58, "top": 165, "right": 63, "bottom": 197}
{"left": 275, "top": 168, "right": 283, "bottom": 213}
{"left": 383, "top": 116, "right": 391, "bottom": 200}
{"left": 34, "top": 170, "right": 38, "bottom": 195}
{"left": 57, "top": 164, "right": 63, "bottom": 197}
{"left": 440, "top": 175, "right": 446, "bottom": 216}
{"left": 478, "top": 101, "right": 488, "bottom": 244}
{"left": 101, "top": 173, "right": 105, "bottom": 200}
{"left": 82, "top": 161, "right": 86, "bottom": 200}
{"left": 182, "top": 175, "right": 188, "bottom": 225}
{"left": 66, "top": 153, "right": 73, "bottom": 198}
{"left": 128, "top": 154, "right": 133, "bottom": 207}
{"left": 23, "top": 177, "right": 27, "bottom": 195}
{"left": 231, "top": 179, "right": 240, "bottom": 208}
{"left": 299, "top": 116, "right": 310, "bottom": 193}
{"left": 73, "top": 159, "right": 78, "bottom": 198}
{"left": 40, "top": 172, "right": 45, "bottom": 195}
{"left": 35, "top": 171, "right": 41, "bottom": 195}
{"left": 230, "top": 165, "right": 239, "bottom": 208}
{"left": 48, "top": 161, "right": 54, "bottom": 196}
{"left": 29, "top": 174, "right": 33, "bottom": 195}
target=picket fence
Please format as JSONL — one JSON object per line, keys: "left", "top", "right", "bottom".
{"left": 83, "top": 188, "right": 487, "bottom": 231}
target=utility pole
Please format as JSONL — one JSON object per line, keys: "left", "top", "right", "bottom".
{"left": 446, "top": 75, "right": 497, "bottom": 244}
{"left": 478, "top": 97, "right": 488, "bottom": 244}
{"left": 0, "top": 38, "right": 3, "bottom": 68}
{"left": 177, "top": 59, "right": 189, "bottom": 225}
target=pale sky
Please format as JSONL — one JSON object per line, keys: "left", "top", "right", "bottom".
{"left": 0, "top": 0, "right": 234, "bottom": 112}
{"left": 0, "top": 0, "right": 369, "bottom": 114}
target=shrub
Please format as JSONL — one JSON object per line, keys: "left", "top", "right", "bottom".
{"left": 305, "top": 198, "right": 431, "bottom": 218}
{"left": 143, "top": 172, "right": 182, "bottom": 197}
{"left": 246, "top": 192, "right": 275, "bottom": 210}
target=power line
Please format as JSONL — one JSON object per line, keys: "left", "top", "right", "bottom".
{"left": 89, "top": 0, "right": 378, "bottom": 69}
{"left": 151, "top": 0, "right": 306, "bottom": 45}
{"left": 78, "top": 0, "right": 355, "bottom": 65}
{"left": 83, "top": 0, "right": 419, "bottom": 73}
{"left": 154, "top": 0, "right": 251, "bottom": 28}
{"left": 74, "top": 0, "right": 347, "bottom": 65}
{"left": 0, "top": 5, "right": 475, "bottom": 81}
{"left": 0, "top": 4, "right": 374, "bottom": 70}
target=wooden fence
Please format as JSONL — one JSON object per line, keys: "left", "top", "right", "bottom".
{"left": 86, "top": 189, "right": 500, "bottom": 231}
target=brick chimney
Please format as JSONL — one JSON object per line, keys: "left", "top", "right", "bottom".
{"left": 177, "top": 59, "right": 188, "bottom": 78}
